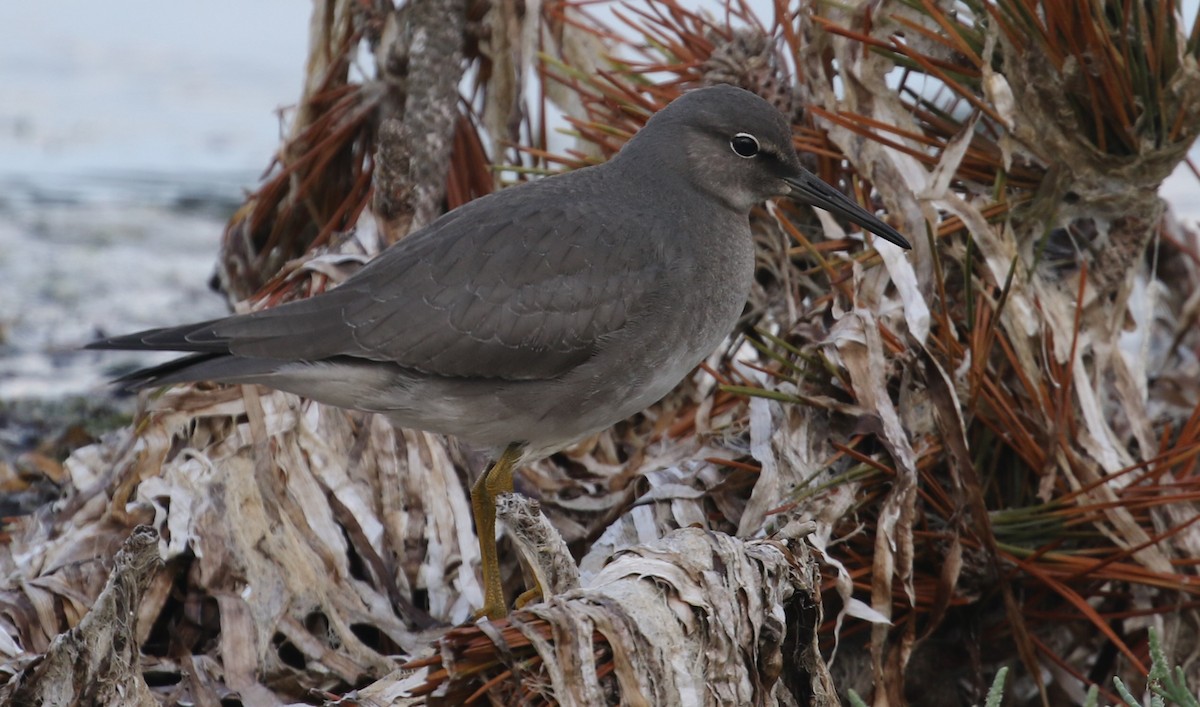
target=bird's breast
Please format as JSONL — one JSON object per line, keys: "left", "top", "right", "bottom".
{"left": 576, "top": 208, "right": 754, "bottom": 411}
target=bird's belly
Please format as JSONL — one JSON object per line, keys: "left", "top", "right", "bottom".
{"left": 374, "top": 225, "right": 754, "bottom": 458}
{"left": 375, "top": 295, "right": 740, "bottom": 458}
{"left": 529, "top": 282, "right": 746, "bottom": 448}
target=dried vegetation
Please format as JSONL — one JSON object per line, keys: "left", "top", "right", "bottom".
{"left": 1, "top": 0, "right": 1199, "bottom": 705}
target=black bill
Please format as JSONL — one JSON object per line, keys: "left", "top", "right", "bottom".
{"left": 785, "top": 169, "right": 912, "bottom": 249}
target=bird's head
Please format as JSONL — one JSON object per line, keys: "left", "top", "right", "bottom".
{"left": 637, "top": 84, "right": 911, "bottom": 250}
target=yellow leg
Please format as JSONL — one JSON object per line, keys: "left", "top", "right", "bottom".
{"left": 470, "top": 443, "right": 522, "bottom": 620}
{"left": 514, "top": 586, "right": 542, "bottom": 609}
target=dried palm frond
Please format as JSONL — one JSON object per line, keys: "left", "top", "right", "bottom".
{"left": 0, "top": 527, "right": 161, "bottom": 706}
{"left": 3, "top": 0, "right": 1199, "bottom": 704}
{"left": 217, "top": 1, "right": 376, "bottom": 301}
{"left": 517, "top": 0, "right": 1200, "bottom": 703}
{"left": 402, "top": 523, "right": 825, "bottom": 706}
{"left": 744, "top": 0, "right": 1200, "bottom": 702}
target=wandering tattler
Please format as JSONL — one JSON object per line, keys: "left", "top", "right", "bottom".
{"left": 89, "top": 84, "right": 911, "bottom": 619}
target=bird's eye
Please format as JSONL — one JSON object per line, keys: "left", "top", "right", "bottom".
{"left": 730, "top": 133, "right": 759, "bottom": 158}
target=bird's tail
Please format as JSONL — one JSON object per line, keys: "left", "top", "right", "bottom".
{"left": 105, "top": 352, "right": 289, "bottom": 390}
{"left": 87, "top": 323, "right": 290, "bottom": 390}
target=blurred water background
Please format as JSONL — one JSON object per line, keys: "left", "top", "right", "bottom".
{"left": 0, "top": 1, "right": 309, "bottom": 404}
{"left": 0, "top": 1, "right": 1197, "bottom": 417}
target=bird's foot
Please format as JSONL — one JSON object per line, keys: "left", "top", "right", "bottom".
{"left": 513, "top": 587, "right": 542, "bottom": 609}
{"left": 472, "top": 602, "right": 507, "bottom": 622}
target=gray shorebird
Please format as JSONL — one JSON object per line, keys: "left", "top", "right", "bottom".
{"left": 89, "top": 84, "right": 910, "bottom": 619}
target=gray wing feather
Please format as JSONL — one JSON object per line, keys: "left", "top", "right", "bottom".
{"left": 202, "top": 173, "right": 663, "bottom": 381}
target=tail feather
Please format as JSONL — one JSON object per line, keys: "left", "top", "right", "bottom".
{"left": 87, "top": 294, "right": 359, "bottom": 361}
{"left": 110, "top": 352, "right": 288, "bottom": 390}
{"left": 87, "top": 319, "right": 232, "bottom": 354}
{"left": 110, "top": 352, "right": 223, "bottom": 389}
{"left": 88, "top": 295, "right": 371, "bottom": 392}
{"left": 88, "top": 314, "right": 344, "bottom": 391}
